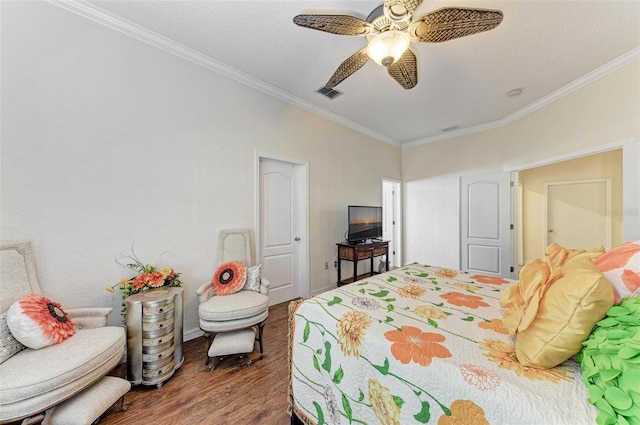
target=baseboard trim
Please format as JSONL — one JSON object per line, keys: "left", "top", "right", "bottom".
{"left": 311, "top": 284, "right": 336, "bottom": 297}
{"left": 184, "top": 328, "right": 204, "bottom": 342}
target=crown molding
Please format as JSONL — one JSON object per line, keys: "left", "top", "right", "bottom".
{"left": 403, "top": 47, "right": 640, "bottom": 149}
{"left": 46, "top": 1, "right": 639, "bottom": 151}
{"left": 50, "top": 0, "right": 400, "bottom": 147}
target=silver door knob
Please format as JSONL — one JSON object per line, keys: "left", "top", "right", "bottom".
{"left": 294, "top": 237, "right": 301, "bottom": 241}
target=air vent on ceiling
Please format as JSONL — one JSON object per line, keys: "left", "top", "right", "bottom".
{"left": 440, "top": 124, "right": 461, "bottom": 133}
{"left": 316, "top": 86, "right": 343, "bottom": 100}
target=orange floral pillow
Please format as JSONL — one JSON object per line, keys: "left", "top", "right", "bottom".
{"left": 212, "top": 261, "right": 246, "bottom": 296}
{"left": 6, "top": 294, "right": 75, "bottom": 349}
{"left": 594, "top": 241, "right": 640, "bottom": 302}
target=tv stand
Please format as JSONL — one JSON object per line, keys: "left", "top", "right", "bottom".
{"left": 336, "top": 240, "right": 389, "bottom": 286}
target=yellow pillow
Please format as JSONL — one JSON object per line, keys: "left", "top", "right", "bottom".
{"left": 515, "top": 252, "right": 614, "bottom": 369}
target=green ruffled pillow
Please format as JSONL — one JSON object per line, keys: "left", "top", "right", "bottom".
{"left": 577, "top": 296, "right": 640, "bottom": 425}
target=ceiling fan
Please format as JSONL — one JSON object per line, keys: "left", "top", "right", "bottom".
{"left": 293, "top": 0, "right": 503, "bottom": 90}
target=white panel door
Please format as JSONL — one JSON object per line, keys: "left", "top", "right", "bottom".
{"left": 460, "top": 172, "right": 513, "bottom": 277}
{"left": 260, "top": 159, "right": 299, "bottom": 305}
{"left": 546, "top": 180, "right": 611, "bottom": 250}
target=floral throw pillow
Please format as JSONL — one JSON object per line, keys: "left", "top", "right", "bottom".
{"left": 7, "top": 294, "right": 76, "bottom": 349}
{"left": 212, "top": 261, "right": 246, "bottom": 296}
{"left": 594, "top": 241, "right": 640, "bottom": 302}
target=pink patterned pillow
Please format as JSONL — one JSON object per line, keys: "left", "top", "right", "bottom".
{"left": 594, "top": 241, "right": 640, "bottom": 302}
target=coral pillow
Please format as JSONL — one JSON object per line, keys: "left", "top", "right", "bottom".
{"left": 514, "top": 252, "right": 614, "bottom": 368}
{"left": 7, "top": 294, "right": 75, "bottom": 349}
{"left": 212, "top": 261, "right": 246, "bottom": 296}
{"left": 594, "top": 241, "right": 640, "bottom": 302}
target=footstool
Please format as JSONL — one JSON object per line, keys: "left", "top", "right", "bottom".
{"left": 207, "top": 328, "right": 256, "bottom": 370}
{"left": 46, "top": 376, "right": 130, "bottom": 425}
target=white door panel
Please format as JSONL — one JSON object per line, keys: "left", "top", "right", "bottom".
{"left": 468, "top": 181, "right": 500, "bottom": 239}
{"left": 260, "top": 159, "right": 299, "bottom": 305}
{"left": 545, "top": 180, "right": 611, "bottom": 250}
{"left": 467, "top": 245, "right": 501, "bottom": 274}
{"left": 461, "top": 172, "right": 513, "bottom": 278}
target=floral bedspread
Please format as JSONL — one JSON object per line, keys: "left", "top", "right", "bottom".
{"left": 288, "top": 264, "right": 598, "bottom": 425}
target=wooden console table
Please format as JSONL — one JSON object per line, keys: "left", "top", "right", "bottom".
{"left": 337, "top": 240, "right": 389, "bottom": 286}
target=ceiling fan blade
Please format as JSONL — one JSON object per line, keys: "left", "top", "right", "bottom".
{"left": 325, "top": 48, "right": 370, "bottom": 89}
{"left": 384, "top": 0, "right": 423, "bottom": 21}
{"left": 293, "top": 15, "right": 373, "bottom": 36}
{"left": 412, "top": 7, "right": 503, "bottom": 43}
{"left": 387, "top": 48, "right": 417, "bottom": 90}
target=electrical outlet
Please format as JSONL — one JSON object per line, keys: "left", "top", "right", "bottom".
{"left": 324, "top": 261, "right": 329, "bottom": 270}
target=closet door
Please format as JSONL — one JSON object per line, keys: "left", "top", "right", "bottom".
{"left": 460, "top": 172, "right": 514, "bottom": 278}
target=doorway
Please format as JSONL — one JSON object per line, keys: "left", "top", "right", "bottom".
{"left": 518, "top": 149, "right": 622, "bottom": 263}
{"left": 255, "top": 153, "right": 309, "bottom": 306}
{"left": 382, "top": 178, "right": 402, "bottom": 268}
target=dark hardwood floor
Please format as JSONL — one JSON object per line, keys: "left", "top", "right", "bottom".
{"left": 100, "top": 301, "right": 291, "bottom": 425}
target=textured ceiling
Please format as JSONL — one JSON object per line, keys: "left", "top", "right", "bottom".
{"left": 74, "top": 0, "right": 640, "bottom": 147}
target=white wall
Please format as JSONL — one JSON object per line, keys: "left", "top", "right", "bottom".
{"left": 403, "top": 59, "right": 640, "bottom": 267}
{"left": 0, "top": 2, "right": 401, "bottom": 338}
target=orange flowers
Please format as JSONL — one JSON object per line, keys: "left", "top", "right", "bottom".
{"left": 131, "top": 272, "right": 165, "bottom": 290}
{"left": 594, "top": 242, "right": 640, "bottom": 271}
{"left": 478, "top": 319, "right": 509, "bottom": 334}
{"left": 621, "top": 269, "right": 640, "bottom": 292}
{"left": 384, "top": 326, "right": 451, "bottom": 367}
{"left": 438, "top": 400, "right": 489, "bottom": 425}
{"left": 441, "top": 292, "right": 489, "bottom": 309}
{"left": 470, "top": 274, "right": 510, "bottom": 285}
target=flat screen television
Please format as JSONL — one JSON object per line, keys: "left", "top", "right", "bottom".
{"left": 348, "top": 205, "right": 383, "bottom": 243}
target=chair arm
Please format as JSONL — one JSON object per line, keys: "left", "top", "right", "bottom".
{"left": 67, "top": 307, "right": 112, "bottom": 329}
{"left": 260, "top": 277, "right": 270, "bottom": 295}
{"left": 196, "top": 281, "right": 213, "bottom": 303}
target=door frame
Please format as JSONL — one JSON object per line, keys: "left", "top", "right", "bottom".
{"left": 507, "top": 137, "right": 639, "bottom": 242}
{"left": 254, "top": 152, "right": 309, "bottom": 300}
{"left": 381, "top": 177, "right": 402, "bottom": 268}
{"left": 544, "top": 179, "right": 612, "bottom": 250}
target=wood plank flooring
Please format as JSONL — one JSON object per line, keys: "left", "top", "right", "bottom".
{"left": 100, "top": 301, "right": 292, "bottom": 425}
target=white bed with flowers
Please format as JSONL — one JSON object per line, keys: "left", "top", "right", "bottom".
{"left": 287, "top": 262, "right": 602, "bottom": 425}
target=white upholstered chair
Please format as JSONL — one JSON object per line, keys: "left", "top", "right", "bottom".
{"left": 196, "top": 229, "right": 269, "bottom": 370}
{"left": 0, "top": 240, "right": 128, "bottom": 424}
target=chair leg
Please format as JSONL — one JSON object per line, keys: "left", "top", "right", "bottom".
{"left": 257, "top": 321, "right": 265, "bottom": 354}
{"left": 204, "top": 333, "right": 215, "bottom": 366}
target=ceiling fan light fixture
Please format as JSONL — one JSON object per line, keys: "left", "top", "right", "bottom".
{"left": 367, "top": 30, "right": 410, "bottom": 67}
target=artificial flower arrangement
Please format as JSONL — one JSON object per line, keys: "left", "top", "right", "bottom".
{"left": 107, "top": 248, "right": 182, "bottom": 313}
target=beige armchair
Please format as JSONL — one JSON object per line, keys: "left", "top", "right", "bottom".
{"left": 0, "top": 241, "right": 128, "bottom": 424}
{"left": 196, "top": 229, "right": 269, "bottom": 370}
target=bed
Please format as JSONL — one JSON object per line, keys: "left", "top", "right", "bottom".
{"left": 288, "top": 263, "right": 598, "bottom": 425}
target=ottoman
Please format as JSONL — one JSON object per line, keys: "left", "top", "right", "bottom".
{"left": 207, "top": 328, "right": 256, "bottom": 370}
